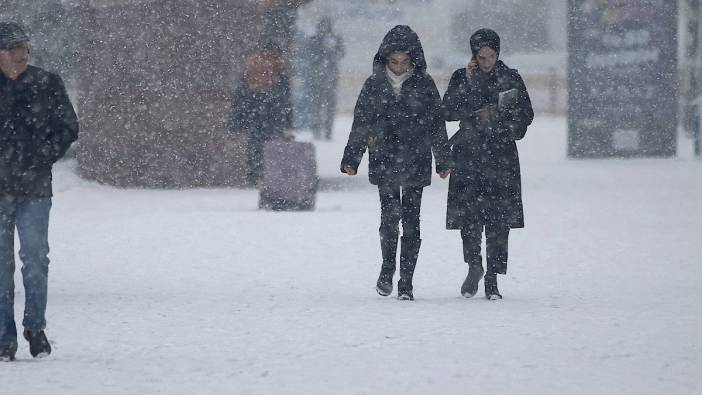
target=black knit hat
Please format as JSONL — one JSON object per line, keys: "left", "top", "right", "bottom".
{"left": 0, "top": 22, "right": 29, "bottom": 50}
{"left": 469, "top": 28, "right": 500, "bottom": 55}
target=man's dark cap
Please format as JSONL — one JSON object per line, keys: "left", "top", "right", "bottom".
{"left": 0, "top": 22, "right": 30, "bottom": 50}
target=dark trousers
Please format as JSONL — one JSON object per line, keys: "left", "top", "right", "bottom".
{"left": 245, "top": 137, "right": 264, "bottom": 187}
{"left": 378, "top": 184, "right": 423, "bottom": 241}
{"left": 460, "top": 224, "right": 510, "bottom": 275}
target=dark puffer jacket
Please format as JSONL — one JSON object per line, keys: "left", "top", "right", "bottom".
{"left": 0, "top": 65, "right": 78, "bottom": 197}
{"left": 340, "top": 25, "right": 451, "bottom": 187}
{"left": 443, "top": 61, "right": 533, "bottom": 229}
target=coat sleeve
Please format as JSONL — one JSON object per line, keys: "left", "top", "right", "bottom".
{"left": 226, "top": 84, "right": 247, "bottom": 133}
{"left": 35, "top": 74, "right": 78, "bottom": 166}
{"left": 427, "top": 79, "right": 452, "bottom": 173}
{"left": 340, "top": 79, "right": 374, "bottom": 173}
{"left": 496, "top": 72, "right": 534, "bottom": 141}
{"left": 442, "top": 69, "right": 483, "bottom": 122}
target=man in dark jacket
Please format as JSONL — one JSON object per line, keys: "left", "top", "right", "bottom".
{"left": 227, "top": 44, "right": 293, "bottom": 188}
{"left": 341, "top": 25, "right": 451, "bottom": 300}
{"left": 306, "top": 17, "right": 344, "bottom": 140}
{"left": 443, "top": 28, "right": 533, "bottom": 300}
{"left": 0, "top": 22, "right": 78, "bottom": 361}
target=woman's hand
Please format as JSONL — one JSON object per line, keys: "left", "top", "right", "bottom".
{"left": 439, "top": 170, "right": 451, "bottom": 179}
{"left": 466, "top": 56, "right": 478, "bottom": 80}
{"left": 344, "top": 165, "right": 357, "bottom": 176}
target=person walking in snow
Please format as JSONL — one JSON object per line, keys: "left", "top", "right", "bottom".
{"left": 442, "top": 28, "right": 533, "bottom": 300}
{"left": 306, "top": 17, "right": 344, "bottom": 140}
{"left": 0, "top": 22, "right": 78, "bottom": 361}
{"left": 341, "top": 25, "right": 451, "bottom": 300}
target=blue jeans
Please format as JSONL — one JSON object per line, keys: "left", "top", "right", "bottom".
{"left": 0, "top": 196, "right": 51, "bottom": 348}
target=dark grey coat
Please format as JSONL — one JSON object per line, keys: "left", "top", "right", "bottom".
{"left": 443, "top": 61, "right": 533, "bottom": 229}
{"left": 0, "top": 65, "right": 78, "bottom": 197}
{"left": 340, "top": 25, "right": 451, "bottom": 187}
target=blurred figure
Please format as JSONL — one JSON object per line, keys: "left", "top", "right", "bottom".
{"left": 0, "top": 22, "right": 78, "bottom": 361}
{"left": 306, "top": 17, "right": 344, "bottom": 140}
{"left": 227, "top": 44, "right": 293, "bottom": 187}
{"left": 442, "top": 28, "right": 534, "bottom": 300}
{"left": 341, "top": 25, "right": 451, "bottom": 300}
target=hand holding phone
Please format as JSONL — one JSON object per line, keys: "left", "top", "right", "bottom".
{"left": 466, "top": 55, "right": 478, "bottom": 79}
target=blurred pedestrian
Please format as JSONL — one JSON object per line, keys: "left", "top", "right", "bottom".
{"left": 341, "top": 25, "right": 451, "bottom": 300}
{"left": 227, "top": 44, "right": 293, "bottom": 187}
{"left": 442, "top": 28, "right": 533, "bottom": 300}
{"left": 306, "top": 17, "right": 344, "bottom": 140}
{"left": 0, "top": 22, "right": 78, "bottom": 361}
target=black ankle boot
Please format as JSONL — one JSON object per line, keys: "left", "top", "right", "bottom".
{"left": 461, "top": 261, "right": 484, "bottom": 298}
{"left": 484, "top": 273, "right": 502, "bottom": 300}
{"left": 376, "top": 263, "right": 394, "bottom": 296}
{"left": 398, "top": 237, "right": 421, "bottom": 300}
{"left": 23, "top": 330, "right": 51, "bottom": 358}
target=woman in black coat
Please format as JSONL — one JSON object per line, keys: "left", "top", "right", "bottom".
{"left": 442, "top": 29, "right": 533, "bottom": 300}
{"left": 227, "top": 44, "right": 292, "bottom": 187}
{"left": 341, "top": 25, "right": 451, "bottom": 300}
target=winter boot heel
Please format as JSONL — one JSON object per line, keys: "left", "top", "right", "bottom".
{"left": 461, "top": 262, "right": 484, "bottom": 298}
{"left": 376, "top": 263, "right": 394, "bottom": 296}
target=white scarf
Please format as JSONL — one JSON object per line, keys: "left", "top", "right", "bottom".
{"left": 386, "top": 66, "right": 413, "bottom": 96}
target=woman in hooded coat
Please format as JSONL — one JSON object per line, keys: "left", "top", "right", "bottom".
{"left": 341, "top": 25, "right": 452, "bottom": 300}
{"left": 442, "top": 28, "right": 533, "bottom": 300}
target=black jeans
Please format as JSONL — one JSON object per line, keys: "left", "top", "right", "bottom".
{"left": 460, "top": 224, "right": 510, "bottom": 275}
{"left": 378, "top": 184, "right": 423, "bottom": 241}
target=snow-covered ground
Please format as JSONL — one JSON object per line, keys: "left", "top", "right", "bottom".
{"left": 2, "top": 115, "right": 701, "bottom": 394}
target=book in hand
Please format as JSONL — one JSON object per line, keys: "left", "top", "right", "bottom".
{"left": 498, "top": 88, "right": 519, "bottom": 110}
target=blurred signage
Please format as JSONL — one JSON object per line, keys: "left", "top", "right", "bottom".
{"left": 567, "top": 0, "right": 677, "bottom": 157}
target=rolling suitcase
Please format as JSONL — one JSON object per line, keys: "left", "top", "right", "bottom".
{"left": 259, "top": 139, "right": 318, "bottom": 210}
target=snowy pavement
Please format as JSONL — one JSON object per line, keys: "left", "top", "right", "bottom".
{"left": 2, "top": 115, "right": 701, "bottom": 394}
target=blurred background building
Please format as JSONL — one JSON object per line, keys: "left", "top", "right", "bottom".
{"left": 1, "top": 0, "right": 699, "bottom": 188}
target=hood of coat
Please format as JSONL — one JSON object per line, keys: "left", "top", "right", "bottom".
{"left": 372, "top": 25, "right": 427, "bottom": 75}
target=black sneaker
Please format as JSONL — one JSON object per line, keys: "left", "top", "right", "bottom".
{"left": 0, "top": 343, "right": 17, "bottom": 362}
{"left": 23, "top": 330, "right": 51, "bottom": 358}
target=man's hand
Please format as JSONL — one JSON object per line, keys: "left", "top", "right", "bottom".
{"left": 282, "top": 129, "right": 295, "bottom": 140}
{"left": 344, "top": 165, "right": 357, "bottom": 176}
{"left": 439, "top": 170, "right": 451, "bottom": 179}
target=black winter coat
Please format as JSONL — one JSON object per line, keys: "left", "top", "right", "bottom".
{"left": 341, "top": 25, "right": 451, "bottom": 188}
{"left": 0, "top": 65, "right": 78, "bottom": 198}
{"left": 226, "top": 76, "right": 292, "bottom": 142}
{"left": 443, "top": 61, "right": 533, "bottom": 229}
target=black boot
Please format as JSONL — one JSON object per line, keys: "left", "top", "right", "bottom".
{"left": 461, "top": 260, "right": 484, "bottom": 298}
{"left": 376, "top": 233, "right": 398, "bottom": 296}
{"left": 23, "top": 330, "right": 51, "bottom": 358}
{"left": 397, "top": 237, "right": 421, "bottom": 300}
{"left": 484, "top": 272, "right": 502, "bottom": 300}
{"left": 0, "top": 342, "right": 17, "bottom": 362}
